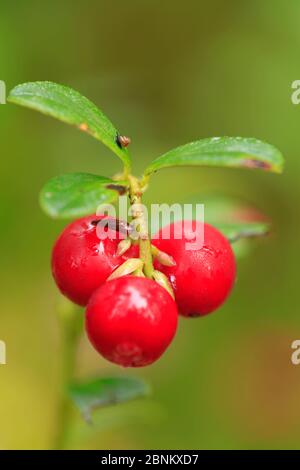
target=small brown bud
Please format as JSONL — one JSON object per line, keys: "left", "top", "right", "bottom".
{"left": 116, "top": 134, "right": 131, "bottom": 148}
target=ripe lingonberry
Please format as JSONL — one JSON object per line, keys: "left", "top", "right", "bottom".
{"left": 85, "top": 276, "right": 178, "bottom": 367}
{"left": 52, "top": 215, "right": 138, "bottom": 306}
{"left": 153, "top": 221, "right": 236, "bottom": 317}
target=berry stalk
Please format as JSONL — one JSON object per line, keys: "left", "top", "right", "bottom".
{"left": 128, "top": 175, "right": 154, "bottom": 278}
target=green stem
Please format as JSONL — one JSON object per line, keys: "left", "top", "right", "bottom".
{"left": 54, "top": 299, "right": 82, "bottom": 450}
{"left": 128, "top": 175, "right": 154, "bottom": 278}
{"left": 140, "top": 173, "right": 150, "bottom": 191}
{"left": 139, "top": 238, "right": 154, "bottom": 278}
{"left": 123, "top": 163, "right": 131, "bottom": 181}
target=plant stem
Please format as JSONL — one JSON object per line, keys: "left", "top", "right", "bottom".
{"left": 54, "top": 299, "right": 82, "bottom": 450}
{"left": 139, "top": 236, "right": 154, "bottom": 278}
{"left": 128, "top": 175, "right": 154, "bottom": 278}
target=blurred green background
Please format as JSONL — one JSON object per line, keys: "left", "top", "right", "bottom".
{"left": 0, "top": 0, "right": 299, "bottom": 450}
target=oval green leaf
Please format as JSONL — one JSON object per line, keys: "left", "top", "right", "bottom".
{"left": 8, "top": 81, "right": 131, "bottom": 170}
{"left": 69, "top": 377, "right": 150, "bottom": 423}
{"left": 192, "top": 193, "right": 271, "bottom": 244}
{"left": 150, "top": 193, "right": 271, "bottom": 259}
{"left": 190, "top": 193, "right": 271, "bottom": 258}
{"left": 216, "top": 222, "right": 270, "bottom": 243}
{"left": 144, "top": 137, "right": 284, "bottom": 176}
{"left": 39, "top": 173, "right": 128, "bottom": 219}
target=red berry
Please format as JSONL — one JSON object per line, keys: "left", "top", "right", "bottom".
{"left": 153, "top": 221, "right": 236, "bottom": 317}
{"left": 51, "top": 215, "right": 138, "bottom": 306}
{"left": 85, "top": 276, "right": 178, "bottom": 367}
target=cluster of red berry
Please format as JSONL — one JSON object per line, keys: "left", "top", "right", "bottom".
{"left": 6, "top": 81, "right": 284, "bottom": 373}
{"left": 52, "top": 215, "right": 236, "bottom": 367}
{"left": 7, "top": 81, "right": 283, "bottom": 373}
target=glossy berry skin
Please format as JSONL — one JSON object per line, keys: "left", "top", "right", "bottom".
{"left": 52, "top": 215, "right": 137, "bottom": 306}
{"left": 85, "top": 276, "right": 178, "bottom": 367}
{"left": 153, "top": 221, "right": 236, "bottom": 317}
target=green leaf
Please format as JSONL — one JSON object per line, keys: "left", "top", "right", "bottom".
{"left": 216, "top": 222, "right": 270, "bottom": 243}
{"left": 69, "top": 377, "right": 150, "bottom": 422}
{"left": 8, "top": 81, "right": 131, "bottom": 169}
{"left": 192, "top": 193, "right": 271, "bottom": 244}
{"left": 144, "top": 137, "right": 284, "bottom": 176}
{"left": 39, "top": 173, "right": 128, "bottom": 219}
{"left": 189, "top": 193, "right": 271, "bottom": 258}
{"left": 68, "top": 401, "right": 161, "bottom": 446}
{"left": 151, "top": 193, "right": 271, "bottom": 259}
